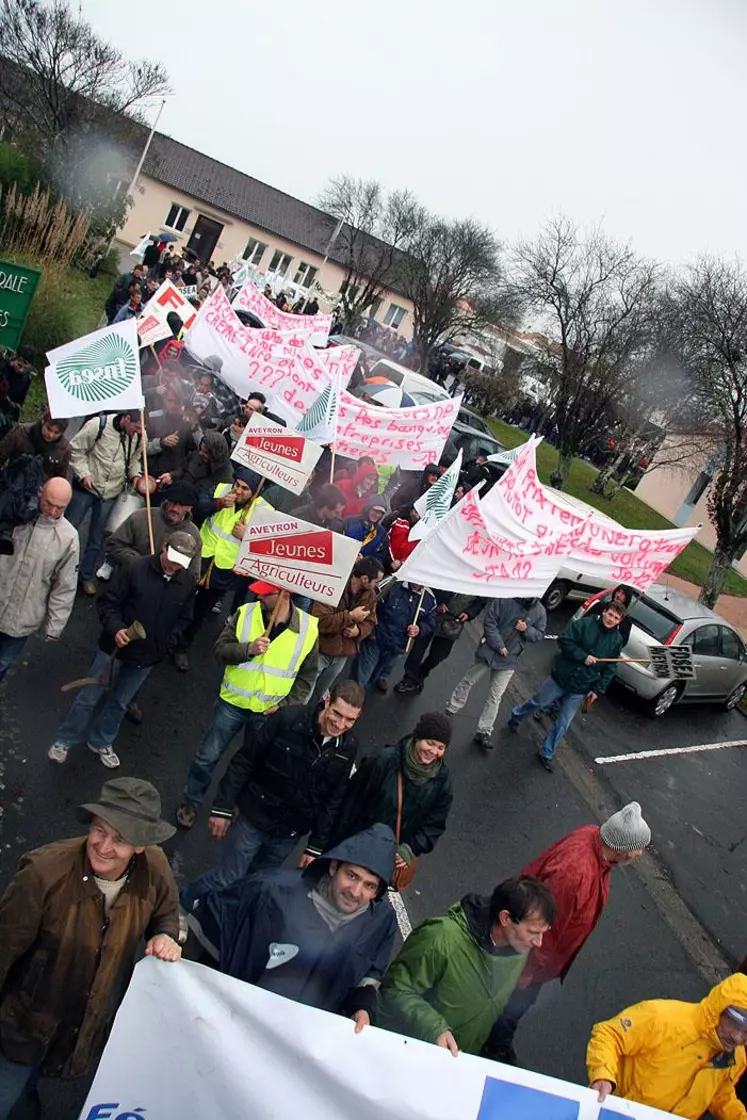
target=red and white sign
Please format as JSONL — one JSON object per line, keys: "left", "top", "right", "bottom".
{"left": 235, "top": 505, "right": 360, "bottom": 606}
{"left": 234, "top": 280, "right": 333, "bottom": 346}
{"left": 136, "top": 313, "right": 173, "bottom": 349}
{"left": 334, "top": 390, "right": 462, "bottom": 469}
{"left": 141, "top": 280, "right": 197, "bottom": 331}
{"left": 231, "top": 414, "right": 323, "bottom": 496}
{"left": 396, "top": 487, "right": 566, "bottom": 597}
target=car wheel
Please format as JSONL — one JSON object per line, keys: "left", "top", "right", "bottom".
{"left": 646, "top": 683, "right": 682, "bottom": 718}
{"left": 542, "top": 581, "right": 570, "bottom": 612}
{"left": 724, "top": 681, "right": 747, "bottom": 711}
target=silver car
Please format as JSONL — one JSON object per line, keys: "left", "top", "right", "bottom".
{"left": 573, "top": 583, "right": 747, "bottom": 718}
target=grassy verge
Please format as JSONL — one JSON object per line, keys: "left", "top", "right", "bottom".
{"left": 488, "top": 418, "right": 747, "bottom": 598}
{"left": 13, "top": 254, "right": 118, "bottom": 422}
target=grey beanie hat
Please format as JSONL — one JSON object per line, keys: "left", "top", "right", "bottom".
{"left": 600, "top": 801, "right": 651, "bottom": 851}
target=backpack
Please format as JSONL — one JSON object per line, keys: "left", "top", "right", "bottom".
{"left": 0, "top": 453, "right": 46, "bottom": 554}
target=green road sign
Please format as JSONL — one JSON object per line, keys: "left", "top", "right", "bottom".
{"left": 0, "top": 259, "right": 42, "bottom": 352}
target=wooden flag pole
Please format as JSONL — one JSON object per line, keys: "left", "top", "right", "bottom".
{"left": 139, "top": 411, "right": 155, "bottom": 556}
{"left": 405, "top": 588, "right": 426, "bottom": 654}
{"left": 263, "top": 590, "right": 288, "bottom": 639}
{"left": 149, "top": 344, "right": 162, "bottom": 368}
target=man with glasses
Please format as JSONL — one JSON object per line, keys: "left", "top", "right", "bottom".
{"left": 507, "top": 600, "right": 627, "bottom": 772}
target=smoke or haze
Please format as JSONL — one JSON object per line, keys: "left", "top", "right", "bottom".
{"left": 81, "top": 0, "right": 747, "bottom": 266}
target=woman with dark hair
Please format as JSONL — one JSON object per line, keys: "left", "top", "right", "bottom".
{"left": 331, "top": 711, "right": 454, "bottom": 876}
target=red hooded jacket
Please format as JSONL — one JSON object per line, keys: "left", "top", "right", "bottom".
{"left": 337, "top": 464, "right": 380, "bottom": 518}
{"left": 519, "top": 824, "right": 613, "bottom": 986}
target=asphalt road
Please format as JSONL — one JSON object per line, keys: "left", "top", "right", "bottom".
{"left": 0, "top": 595, "right": 743, "bottom": 1118}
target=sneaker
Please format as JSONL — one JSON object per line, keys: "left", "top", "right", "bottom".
{"left": 508, "top": 717, "right": 520, "bottom": 733}
{"left": 47, "top": 742, "right": 69, "bottom": 764}
{"left": 374, "top": 677, "right": 388, "bottom": 694}
{"left": 88, "top": 743, "right": 120, "bottom": 769}
{"left": 176, "top": 801, "right": 197, "bottom": 829}
{"left": 125, "top": 700, "right": 144, "bottom": 724}
{"left": 536, "top": 752, "right": 555, "bottom": 773}
{"left": 80, "top": 579, "right": 97, "bottom": 597}
{"left": 394, "top": 679, "right": 419, "bottom": 694}
{"left": 473, "top": 730, "right": 493, "bottom": 749}
{"left": 211, "top": 597, "right": 224, "bottom": 614}
{"left": 96, "top": 560, "right": 113, "bottom": 581}
{"left": 174, "top": 651, "right": 190, "bottom": 673}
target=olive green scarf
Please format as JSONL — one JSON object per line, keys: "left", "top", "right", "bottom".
{"left": 402, "top": 736, "right": 443, "bottom": 786}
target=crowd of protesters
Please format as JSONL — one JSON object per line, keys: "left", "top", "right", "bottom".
{"left": 0, "top": 272, "right": 744, "bottom": 1120}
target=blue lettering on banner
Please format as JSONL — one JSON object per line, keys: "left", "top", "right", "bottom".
{"left": 477, "top": 1077, "right": 580, "bottom": 1119}
{"left": 85, "top": 1107, "right": 147, "bottom": 1120}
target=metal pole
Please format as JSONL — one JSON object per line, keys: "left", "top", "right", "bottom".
{"left": 126, "top": 98, "right": 167, "bottom": 201}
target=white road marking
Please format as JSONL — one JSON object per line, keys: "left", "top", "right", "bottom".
{"left": 387, "top": 888, "right": 413, "bottom": 939}
{"left": 595, "top": 740, "right": 747, "bottom": 765}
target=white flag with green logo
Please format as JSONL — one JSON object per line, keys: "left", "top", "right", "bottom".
{"left": 45, "top": 319, "right": 143, "bottom": 419}
{"left": 410, "top": 449, "right": 463, "bottom": 540}
{"left": 294, "top": 371, "right": 340, "bottom": 445}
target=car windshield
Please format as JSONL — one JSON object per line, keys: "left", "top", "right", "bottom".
{"left": 628, "top": 596, "right": 683, "bottom": 643}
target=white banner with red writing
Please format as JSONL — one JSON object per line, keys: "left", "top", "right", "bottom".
{"left": 231, "top": 413, "right": 322, "bottom": 495}
{"left": 483, "top": 438, "right": 699, "bottom": 592}
{"left": 396, "top": 488, "right": 566, "bottom": 597}
{"left": 335, "top": 391, "right": 462, "bottom": 470}
{"left": 315, "top": 342, "right": 361, "bottom": 383}
{"left": 80, "top": 958, "right": 671, "bottom": 1120}
{"left": 234, "top": 278, "right": 333, "bottom": 345}
{"left": 235, "top": 504, "right": 359, "bottom": 606}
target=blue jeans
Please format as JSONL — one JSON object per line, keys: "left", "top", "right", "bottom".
{"left": 0, "top": 1054, "right": 40, "bottom": 1120}
{"left": 0, "top": 633, "right": 28, "bottom": 681}
{"left": 510, "top": 676, "right": 586, "bottom": 760}
{"left": 354, "top": 639, "right": 401, "bottom": 689}
{"left": 67, "top": 487, "right": 116, "bottom": 580}
{"left": 183, "top": 699, "right": 266, "bottom": 807}
{"left": 55, "top": 649, "right": 153, "bottom": 750}
{"left": 180, "top": 815, "right": 298, "bottom": 912}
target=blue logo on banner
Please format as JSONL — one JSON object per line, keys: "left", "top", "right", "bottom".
{"left": 477, "top": 1077, "right": 580, "bottom": 1119}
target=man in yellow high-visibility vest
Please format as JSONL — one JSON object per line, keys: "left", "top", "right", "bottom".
{"left": 173, "top": 467, "right": 266, "bottom": 672}
{"left": 176, "top": 582, "right": 319, "bottom": 830}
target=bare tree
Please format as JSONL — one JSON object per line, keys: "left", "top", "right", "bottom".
{"left": 398, "top": 214, "right": 514, "bottom": 372}
{"left": 0, "top": 0, "right": 170, "bottom": 147}
{"left": 662, "top": 257, "right": 747, "bottom": 606}
{"left": 318, "top": 176, "right": 418, "bottom": 330}
{"left": 0, "top": 0, "right": 170, "bottom": 228}
{"left": 509, "top": 216, "right": 660, "bottom": 487}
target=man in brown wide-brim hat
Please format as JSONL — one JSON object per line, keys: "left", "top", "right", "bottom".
{"left": 0, "top": 777, "right": 181, "bottom": 1116}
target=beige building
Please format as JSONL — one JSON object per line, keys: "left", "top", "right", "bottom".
{"left": 116, "top": 132, "right": 415, "bottom": 338}
{"left": 635, "top": 444, "right": 747, "bottom": 579}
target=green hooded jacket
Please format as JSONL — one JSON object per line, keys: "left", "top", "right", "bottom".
{"left": 377, "top": 895, "right": 527, "bottom": 1055}
{"left": 551, "top": 614, "right": 624, "bottom": 696}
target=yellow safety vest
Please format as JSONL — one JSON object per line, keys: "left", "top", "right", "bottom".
{"left": 220, "top": 601, "right": 318, "bottom": 711}
{"left": 200, "top": 485, "right": 268, "bottom": 570}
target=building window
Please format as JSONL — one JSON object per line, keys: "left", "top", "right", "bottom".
{"left": 684, "top": 471, "right": 711, "bottom": 508}
{"left": 294, "top": 262, "right": 318, "bottom": 289}
{"left": 268, "top": 250, "right": 293, "bottom": 276}
{"left": 384, "top": 302, "right": 407, "bottom": 329}
{"left": 164, "top": 203, "right": 190, "bottom": 232}
{"left": 242, "top": 238, "right": 267, "bottom": 266}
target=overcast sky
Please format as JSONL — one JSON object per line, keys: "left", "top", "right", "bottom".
{"left": 83, "top": 0, "right": 746, "bottom": 267}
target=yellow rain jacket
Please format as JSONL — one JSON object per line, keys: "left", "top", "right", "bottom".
{"left": 587, "top": 974, "right": 747, "bottom": 1119}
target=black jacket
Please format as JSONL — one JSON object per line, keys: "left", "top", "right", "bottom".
{"left": 202, "top": 824, "right": 397, "bottom": 1016}
{"left": 97, "top": 555, "right": 196, "bottom": 667}
{"left": 212, "top": 703, "right": 357, "bottom": 853}
{"left": 331, "top": 738, "right": 453, "bottom": 857}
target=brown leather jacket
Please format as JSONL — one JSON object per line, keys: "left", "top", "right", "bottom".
{"left": 0, "top": 837, "right": 179, "bottom": 1076}
{"left": 312, "top": 580, "right": 377, "bottom": 658}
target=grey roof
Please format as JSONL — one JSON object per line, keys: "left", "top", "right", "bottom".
{"left": 143, "top": 132, "right": 344, "bottom": 263}
{"left": 644, "top": 583, "right": 719, "bottom": 622}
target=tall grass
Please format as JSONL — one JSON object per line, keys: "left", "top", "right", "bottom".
{"left": 0, "top": 183, "right": 89, "bottom": 265}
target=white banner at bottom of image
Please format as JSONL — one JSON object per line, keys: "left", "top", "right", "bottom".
{"left": 79, "top": 958, "right": 673, "bottom": 1120}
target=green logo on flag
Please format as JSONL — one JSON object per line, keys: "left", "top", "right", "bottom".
{"left": 55, "top": 331, "right": 137, "bottom": 404}
{"left": 297, "top": 383, "right": 335, "bottom": 436}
